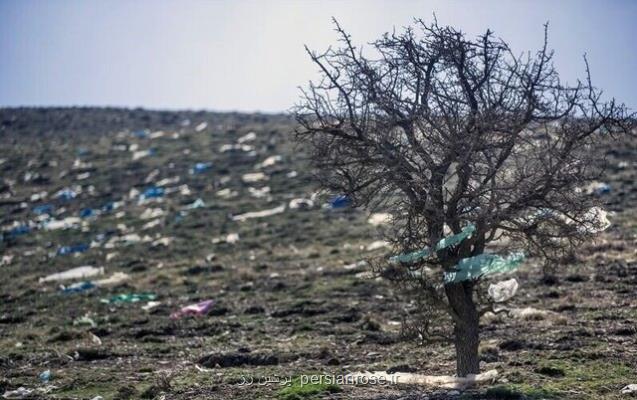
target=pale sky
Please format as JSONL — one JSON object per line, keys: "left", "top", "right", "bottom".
{"left": 1, "top": 0, "right": 635, "bottom": 112}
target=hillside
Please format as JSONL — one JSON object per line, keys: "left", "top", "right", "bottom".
{"left": 0, "top": 107, "right": 636, "bottom": 400}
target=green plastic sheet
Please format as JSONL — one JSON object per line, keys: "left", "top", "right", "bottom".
{"left": 444, "top": 251, "right": 525, "bottom": 283}
{"left": 101, "top": 293, "right": 157, "bottom": 304}
{"left": 435, "top": 224, "right": 476, "bottom": 251}
{"left": 390, "top": 224, "right": 476, "bottom": 264}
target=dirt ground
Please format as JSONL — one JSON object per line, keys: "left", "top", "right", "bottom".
{"left": 1, "top": 108, "right": 635, "bottom": 399}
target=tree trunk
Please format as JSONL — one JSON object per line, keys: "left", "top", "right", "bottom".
{"left": 445, "top": 281, "right": 480, "bottom": 377}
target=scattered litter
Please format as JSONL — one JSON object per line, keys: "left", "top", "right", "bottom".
{"left": 145, "top": 169, "right": 160, "bottom": 183}
{"left": 289, "top": 198, "right": 314, "bottom": 210}
{"left": 190, "top": 162, "right": 212, "bottom": 174}
{"left": 232, "top": 204, "right": 285, "bottom": 221}
{"left": 2, "top": 387, "right": 33, "bottom": 399}
{"left": 33, "top": 204, "right": 54, "bottom": 215}
{"left": 30, "top": 191, "right": 48, "bottom": 202}
{"left": 242, "top": 172, "right": 268, "bottom": 183}
{"left": 142, "top": 219, "right": 161, "bottom": 230}
{"left": 185, "top": 198, "right": 206, "bottom": 209}
{"left": 40, "top": 266, "right": 104, "bottom": 283}
{"left": 2, "top": 225, "right": 30, "bottom": 240}
{"left": 238, "top": 132, "right": 257, "bottom": 143}
{"left": 140, "top": 208, "right": 165, "bottom": 220}
{"left": 152, "top": 237, "right": 173, "bottom": 247}
{"left": 149, "top": 130, "right": 165, "bottom": 139}
{"left": 101, "top": 293, "right": 157, "bottom": 304}
{"left": 57, "top": 243, "right": 89, "bottom": 256}
{"left": 131, "top": 129, "right": 148, "bottom": 138}
{"left": 164, "top": 184, "right": 191, "bottom": 196}
{"left": 39, "top": 265, "right": 104, "bottom": 283}
{"left": 94, "top": 272, "right": 129, "bottom": 286}
{"left": 61, "top": 281, "right": 96, "bottom": 293}
{"left": 79, "top": 208, "right": 96, "bottom": 218}
{"left": 488, "top": 278, "right": 519, "bottom": 302}
{"left": 344, "top": 260, "right": 368, "bottom": 271}
{"left": 129, "top": 187, "right": 140, "bottom": 199}
{"left": 444, "top": 252, "right": 525, "bottom": 283}
{"left": 366, "top": 240, "right": 390, "bottom": 251}
{"left": 509, "top": 307, "right": 551, "bottom": 320}
{"left": 104, "top": 233, "right": 148, "bottom": 248}
{"left": 578, "top": 207, "right": 611, "bottom": 233}
{"left": 73, "top": 315, "right": 97, "bottom": 328}
{"left": 220, "top": 144, "right": 253, "bottom": 153}
{"left": 347, "top": 369, "right": 498, "bottom": 389}
{"left": 212, "top": 233, "right": 240, "bottom": 244}
{"left": 248, "top": 186, "right": 270, "bottom": 198}
{"left": 391, "top": 224, "right": 476, "bottom": 264}
{"left": 621, "top": 384, "right": 637, "bottom": 394}
{"left": 132, "top": 149, "right": 154, "bottom": 161}
{"left": 328, "top": 195, "right": 351, "bottom": 209}
{"left": 39, "top": 370, "right": 51, "bottom": 383}
{"left": 216, "top": 188, "right": 238, "bottom": 199}
{"left": 156, "top": 176, "right": 180, "bottom": 187}
{"left": 55, "top": 188, "right": 77, "bottom": 201}
{"left": 195, "top": 122, "right": 208, "bottom": 132}
{"left": 142, "top": 301, "right": 161, "bottom": 311}
{"left": 43, "top": 217, "right": 81, "bottom": 231}
{"left": 170, "top": 299, "right": 215, "bottom": 319}
{"left": 138, "top": 187, "right": 164, "bottom": 203}
{"left": 584, "top": 181, "right": 611, "bottom": 195}
{"left": 437, "top": 225, "right": 477, "bottom": 251}
{"left": 101, "top": 201, "right": 121, "bottom": 212}
{"left": 256, "top": 155, "right": 282, "bottom": 169}
{"left": 368, "top": 213, "right": 391, "bottom": 226}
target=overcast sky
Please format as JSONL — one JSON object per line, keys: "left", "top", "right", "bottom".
{"left": 1, "top": 0, "right": 635, "bottom": 112}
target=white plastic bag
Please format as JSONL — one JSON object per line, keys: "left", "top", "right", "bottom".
{"left": 488, "top": 278, "right": 519, "bottom": 302}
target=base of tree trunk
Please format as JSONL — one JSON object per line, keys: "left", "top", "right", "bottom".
{"left": 445, "top": 282, "right": 481, "bottom": 377}
{"left": 454, "top": 321, "right": 480, "bottom": 376}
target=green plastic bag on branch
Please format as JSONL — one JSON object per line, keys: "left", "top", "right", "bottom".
{"left": 390, "top": 224, "right": 476, "bottom": 264}
{"left": 444, "top": 252, "right": 525, "bottom": 283}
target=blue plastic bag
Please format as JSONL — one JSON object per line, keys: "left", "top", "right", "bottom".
{"left": 329, "top": 195, "right": 351, "bottom": 209}
{"left": 33, "top": 204, "right": 54, "bottom": 215}
{"left": 79, "top": 208, "right": 95, "bottom": 218}
{"left": 57, "top": 243, "right": 89, "bottom": 256}
{"left": 191, "top": 162, "right": 212, "bottom": 174}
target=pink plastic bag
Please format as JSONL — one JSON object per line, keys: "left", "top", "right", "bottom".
{"left": 170, "top": 299, "right": 215, "bottom": 319}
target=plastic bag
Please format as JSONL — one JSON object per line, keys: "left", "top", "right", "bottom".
{"left": 101, "top": 293, "right": 157, "bottom": 304}
{"left": 444, "top": 252, "right": 525, "bottom": 283}
{"left": 170, "top": 300, "right": 215, "bottom": 319}
{"left": 390, "top": 224, "right": 476, "bottom": 264}
{"left": 487, "top": 278, "right": 519, "bottom": 302}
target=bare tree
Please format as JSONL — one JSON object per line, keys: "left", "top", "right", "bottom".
{"left": 294, "top": 18, "right": 634, "bottom": 376}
